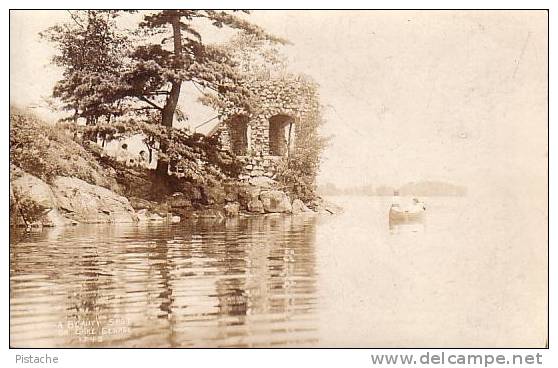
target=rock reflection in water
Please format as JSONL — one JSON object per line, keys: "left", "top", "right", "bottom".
{"left": 10, "top": 215, "right": 319, "bottom": 347}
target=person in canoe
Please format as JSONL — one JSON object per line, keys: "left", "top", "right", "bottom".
{"left": 412, "top": 197, "right": 426, "bottom": 211}
{"left": 389, "top": 195, "right": 426, "bottom": 224}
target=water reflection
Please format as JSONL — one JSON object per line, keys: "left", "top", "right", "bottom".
{"left": 11, "top": 196, "right": 549, "bottom": 347}
{"left": 10, "top": 215, "right": 318, "bottom": 347}
{"left": 389, "top": 221, "right": 426, "bottom": 234}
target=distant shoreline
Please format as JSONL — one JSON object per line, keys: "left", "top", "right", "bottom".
{"left": 317, "top": 180, "right": 468, "bottom": 197}
{"left": 319, "top": 193, "right": 468, "bottom": 197}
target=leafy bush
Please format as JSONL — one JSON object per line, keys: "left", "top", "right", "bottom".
{"left": 276, "top": 109, "right": 329, "bottom": 202}
{"left": 84, "top": 118, "right": 243, "bottom": 185}
{"left": 9, "top": 106, "right": 116, "bottom": 189}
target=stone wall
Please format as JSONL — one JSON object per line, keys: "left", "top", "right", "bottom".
{"left": 238, "top": 155, "right": 281, "bottom": 182}
{"left": 214, "top": 76, "right": 320, "bottom": 182}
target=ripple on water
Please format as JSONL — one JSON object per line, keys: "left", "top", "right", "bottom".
{"left": 10, "top": 216, "right": 319, "bottom": 348}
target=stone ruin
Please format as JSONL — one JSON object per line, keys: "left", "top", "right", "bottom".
{"left": 209, "top": 76, "right": 320, "bottom": 184}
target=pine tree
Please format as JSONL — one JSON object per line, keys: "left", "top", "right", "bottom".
{"left": 129, "top": 10, "right": 285, "bottom": 173}
{"left": 44, "top": 10, "right": 285, "bottom": 175}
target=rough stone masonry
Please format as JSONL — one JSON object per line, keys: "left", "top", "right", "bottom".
{"left": 211, "top": 75, "right": 320, "bottom": 183}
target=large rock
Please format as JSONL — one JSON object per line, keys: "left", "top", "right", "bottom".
{"left": 168, "top": 192, "right": 192, "bottom": 209}
{"left": 202, "top": 184, "right": 226, "bottom": 205}
{"left": 129, "top": 197, "right": 155, "bottom": 210}
{"left": 51, "top": 177, "right": 137, "bottom": 223}
{"left": 11, "top": 171, "right": 56, "bottom": 210}
{"left": 224, "top": 202, "right": 240, "bottom": 217}
{"left": 259, "top": 190, "right": 292, "bottom": 213}
{"left": 11, "top": 169, "right": 138, "bottom": 226}
{"left": 237, "top": 185, "right": 261, "bottom": 209}
{"left": 223, "top": 183, "right": 240, "bottom": 202}
{"left": 11, "top": 171, "right": 59, "bottom": 226}
{"left": 247, "top": 199, "right": 265, "bottom": 214}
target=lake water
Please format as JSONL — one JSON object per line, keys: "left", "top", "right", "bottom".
{"left": 10, "top": 196, "right": 547, "bottom": 347}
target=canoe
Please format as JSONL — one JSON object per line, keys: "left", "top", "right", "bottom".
{"left": 389, "top": 204, "right": 425, "bottom": 223}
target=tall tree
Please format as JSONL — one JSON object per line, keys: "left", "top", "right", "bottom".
{"left": 136, "top": 10, "right": 284, "bottom": 127}
{"left": 41, "top": 10, "right": 130, "bottom": 124}
{"left": 126, "top": 10, "right": 285, "bottom": 173}
{"left": 44, "top": 10, "right": 284, "bottom": 174}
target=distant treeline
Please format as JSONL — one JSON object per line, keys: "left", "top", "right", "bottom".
{"left": 318, "top": 181, "right": 467, "bottom": 197}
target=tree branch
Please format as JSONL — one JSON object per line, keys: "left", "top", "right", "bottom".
{"left": 192, "top": 79, "right": 218, "bottom": 93}
{"left": 145, "top": 90, "right": 170, "bottom": 96}
{"left": 137, "top": 95, "right": 164, "bottom": 110}
{"left": 67, "top": 11, "right": 85, "bottom": 29}
{"left": 134, "top": 106, "right": 161, "bottom": 111}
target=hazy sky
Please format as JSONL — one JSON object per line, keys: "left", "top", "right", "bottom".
{"left": 10, "top": 10, "right": 548, "bottom": 190}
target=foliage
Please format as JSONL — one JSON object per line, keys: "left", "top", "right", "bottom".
{"left": 276, "top": 107, "right": 330, "bottom": 202}
{"left": 83, "top": 117, "right": 243, "bottom": 185}
{"left": 39, "top": 11, "right": 325, "bottom": 203}
{"left": 222, "top": 31, "right": 289, "bottom": 79}
{"left": 43, "top": 10, "right": 285, "bottom": 173}
{"left": 130, "top": 10, "right": 285, "bottom": 128}
{"left": 9, "top": 107, "right": 116, "bottom": 188}
{"left": 40, "top": 11, "right": 131, "bottom": 123}
{"left": 197, "top": 32, "right": 290, "bottom": 115}
{"left": 43, "top": 10, "right": 284, "bottom": 125}
{"left": 203, "top": 35, "right": 329, "bottom": 202}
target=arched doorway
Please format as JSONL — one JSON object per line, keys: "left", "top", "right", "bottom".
{"left": 228, "top": 115, "right": 250, "bottom": 156}
{"left": 268, "top": 114, "right": 295, "bottom": 157}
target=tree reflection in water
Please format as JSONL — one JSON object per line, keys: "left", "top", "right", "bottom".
{"left": 10, "top": 215, "right": 319, "bottom": 347}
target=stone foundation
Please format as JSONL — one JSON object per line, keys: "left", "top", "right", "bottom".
{"left": 237, "top": 155, "right": 282, "bottom": 181}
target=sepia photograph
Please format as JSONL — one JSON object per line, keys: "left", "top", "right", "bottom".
{"left": 8, "top": 9, "right": 548, "bottom": 350}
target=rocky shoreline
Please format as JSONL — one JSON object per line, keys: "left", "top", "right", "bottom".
{"left": 10, "top": 166, "right": 342, "bottom": 228}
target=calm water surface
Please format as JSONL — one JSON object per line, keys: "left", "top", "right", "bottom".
{"left": 10, "top": 196, "right": 547, "bottom": 347}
